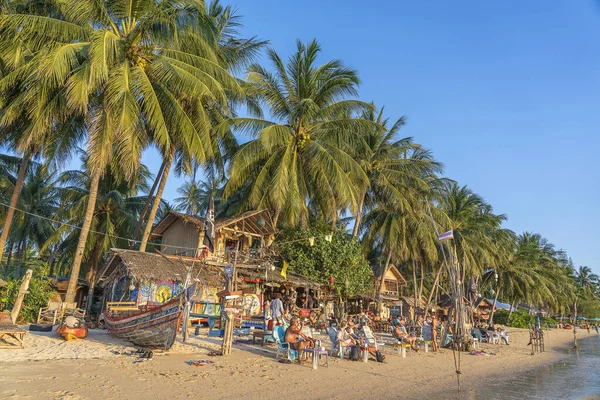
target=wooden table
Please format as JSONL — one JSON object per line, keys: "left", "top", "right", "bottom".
{"left": 0, "top": 325, "right": 27, "bottom": 348}
{"left": 251, "top": 330, "right": 272, "bottom": 346}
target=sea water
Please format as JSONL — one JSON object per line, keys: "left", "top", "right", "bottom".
{"left": 467, "top": 334, "right": 600, "bottom": 399}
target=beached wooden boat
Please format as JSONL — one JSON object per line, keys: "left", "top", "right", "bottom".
{"left": 103, "top": 298, "right": 183, "bottom": 350}
{"left": 56, "top": 324, "right": 88, "bottom": 340}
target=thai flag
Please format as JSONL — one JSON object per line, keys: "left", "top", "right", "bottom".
{"left": 438, "top": 230, "right": 454, "bottom": 241}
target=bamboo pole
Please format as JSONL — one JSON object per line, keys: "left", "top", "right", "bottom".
{"left": 221, "top": 243, "right": 239, "bottom": 355}
{"left": 10, "top": 269, "right": 32, "bottom": 323}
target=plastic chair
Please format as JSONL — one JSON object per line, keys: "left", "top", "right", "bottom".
{"left": 417, "top": 325, "right": 433, "bottom": 352}
{"left": 362, "top": 326, "right": 385, "bottom": 352}
{"left": 273, "top": 325, "right": 297, "bottom": 361}
{"left": 327, "top": 326, "right": 347, "bottom": 359}
{"left": 491, "top": 332, "right": 500, "bottom": 344}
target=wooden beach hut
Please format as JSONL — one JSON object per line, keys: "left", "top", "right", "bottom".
{"left": 97, "top": 249, "right": 225, "bottom": 309}
{"left": 150, "top": 209, "right": 277, "bottom": 261}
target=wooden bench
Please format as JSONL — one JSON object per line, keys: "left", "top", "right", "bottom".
{"left": 0, "top": 311, "right": 26, "bottom": 349}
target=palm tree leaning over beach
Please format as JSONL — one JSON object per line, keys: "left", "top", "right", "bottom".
{"left": 0, "top": 0, "right": 242, "bottom": 302}
{"left": 223, "top": 39, "right": 374, "bottom": 228}
{"left": 0, "top": 0, "right": 85, "bottom": 266}
{"left": 136, "top": 0, "right": 266, "bottom": 250}
{"left": 44, "top": 155, "right": 151, "bottom": 314}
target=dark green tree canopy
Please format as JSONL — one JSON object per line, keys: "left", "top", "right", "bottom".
{"left": 277, "top": 223, "right": 373, "bottom": 297}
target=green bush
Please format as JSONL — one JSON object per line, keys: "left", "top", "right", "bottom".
{"left": 493, "top": 309, "right": 510, "bottom": 325}
{"left": 0, "top": 277, "right": 56, "bottom": 323}
{"left": 507, "top": 309, "right": 535, "bottom": 328}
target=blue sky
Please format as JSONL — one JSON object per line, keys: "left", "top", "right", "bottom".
{"left": 143, "top": 0, "right": 600, "bottom": 273}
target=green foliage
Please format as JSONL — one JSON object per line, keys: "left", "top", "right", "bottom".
{"left": 506, "top": 310, "right": 535, "bottom": 329}
{"left": 577, "top": 299, "right": 600, "bottom": 319}
{"left": 542, "top": 316, "right": 558, "bottom": 328}
{"left": 493, "top": 309, "right": 510, "bottom": 325}
{"left": 277, "top": 223, "right": 373, "bottom": 297}
{"left": 0, "top": 276, "right": 56, "bottom": 323}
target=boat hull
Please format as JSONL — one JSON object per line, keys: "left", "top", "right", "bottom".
{"left": 56, "top": 325, "right": 88, "bottom": 341}
{"left": 103, "top": 299, "right": 182, "bottom": 350}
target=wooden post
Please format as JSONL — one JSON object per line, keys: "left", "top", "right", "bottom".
{"left": 221, "top": 243, "right": 239, "bottom": 355}
{"left": 10, "top": 269, "right": 32, "bottom": 323}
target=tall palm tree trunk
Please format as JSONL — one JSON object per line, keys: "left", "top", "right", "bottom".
{"left": 489, "top": 282, "right": 500, "bottom": 324}
{"left": 376, "top": 251, "right": 393, "bottom": 312}
{"left": 272, "top": 208, "right": 280, "bottom": 228}
{"left": 0, "top": 154, "right": 29, "bottom": 263}
{"left": 418, "top": 260, "right": 425, "bottom": 301}
{"left": 139, "top": 149, "right": 175, "bottom": 252}
{"left": 5, "top": 241, "right": 14, "bottom": 271}
{"left": 84, "top": 245, "right": 101, "bottom": 315}
{"left": 412, "top": 259, "right": 418, "bottom": 324}
{"left": 426, "top": 262, "right": 444, "bottom": 307}
{"left": 352, "top": 191, "right": 366, "bottom": 237}
{"left": 14, "top": 240, "right": 23, "bottom": 279}
{"left": 132, "top": 160, "right": 165, "bottom": 245}
{"left": 508, "top": 300, "right": 515, "bottom": 320}
{"left": 65, "top": 169, "right": 101, "bottom": 304}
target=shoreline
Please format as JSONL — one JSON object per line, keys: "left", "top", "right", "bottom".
{"left": 0, "top": 327, "right": 590, "bottom": 399}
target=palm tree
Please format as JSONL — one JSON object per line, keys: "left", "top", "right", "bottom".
{"left": 575, "top": 266, "right": 599, "bottom": 299}
{"left": 223, "top": 39, "right": 373, "bottom": 227}
{"left": 44, "top": 158, "right": 151, "bottom": 313}
{"left": 136, "top": 0, "right": 265, "bottom": 251}
{"left": 8, "top": 163, "right": 59, "bottom": 276}
{"left": 349, "top": 105, "right": 443, "bottom": 237}
{"left": 0, "top": 1, "right": 84, "bottom": 266}
{"left": 0, "top": 1, "right": 242, "bottom": 302}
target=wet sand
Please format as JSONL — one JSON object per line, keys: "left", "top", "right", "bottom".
{"left": 0, "top": 327, "right": 587, "bottom": 399}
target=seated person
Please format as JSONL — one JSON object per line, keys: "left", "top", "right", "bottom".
{"left": 360, "top": 313, "right": 369, "bottom": 327}
{"left": 393, "top": 318, "right": 419, "bottom": 351}
{"left": 284, "top": 317, "right": 315, "bottom": 364}
{"left": 336, "top": 321, "right": 356, "bottom": 347}
{"left": 498, "top": 327, "right": 509, "bottom": 345}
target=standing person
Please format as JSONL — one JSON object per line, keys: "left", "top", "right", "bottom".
{"left": 431, "top": 314, "right": 439, "bottom": 352}
{"left": 270, "top": 293, "right": 284, "bottom": 325}
{"left": 393, "top": 318, "right": 419, "bottom": 352}
{"left": 306, "top": 292, "right": 314, "bottom": 309}
{"left": 288, "top": 290, "right": 297, "bottom": 311}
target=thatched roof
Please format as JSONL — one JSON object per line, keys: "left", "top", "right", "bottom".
{"left": 98, "top": 249, "right": 224, "bottom": 287}
{"left": 395, "top": 295, "right": 429, "bottom": 308}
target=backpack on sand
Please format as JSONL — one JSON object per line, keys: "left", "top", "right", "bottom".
{"left": 375, "top": 349, "right": 385, "bottom": 363}
{"left": 349, "top": 345, "right": 360, "bottom": 361}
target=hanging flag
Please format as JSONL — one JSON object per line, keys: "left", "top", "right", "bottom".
{"left": 281, "top": 260, "right": 288, "bottom": 280}
{"left": 438, "top": 230, "right": 454, "bottom": 242}
{"left": 203, "top": 194, "right": 215, "bottom": 253}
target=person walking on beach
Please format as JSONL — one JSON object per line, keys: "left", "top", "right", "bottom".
{"left": 431, "top": 314, "right": 439, "bottom": 352}
{"left": 271, "top": 293, "right": 284, "bottom": 325}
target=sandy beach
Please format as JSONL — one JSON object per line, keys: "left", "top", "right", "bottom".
{"left": 0, "top": 326, "right": 589, "bottom": 400}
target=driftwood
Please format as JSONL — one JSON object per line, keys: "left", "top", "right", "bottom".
{"left": 10, "top": 269, "right": 32, "bottom": 323}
